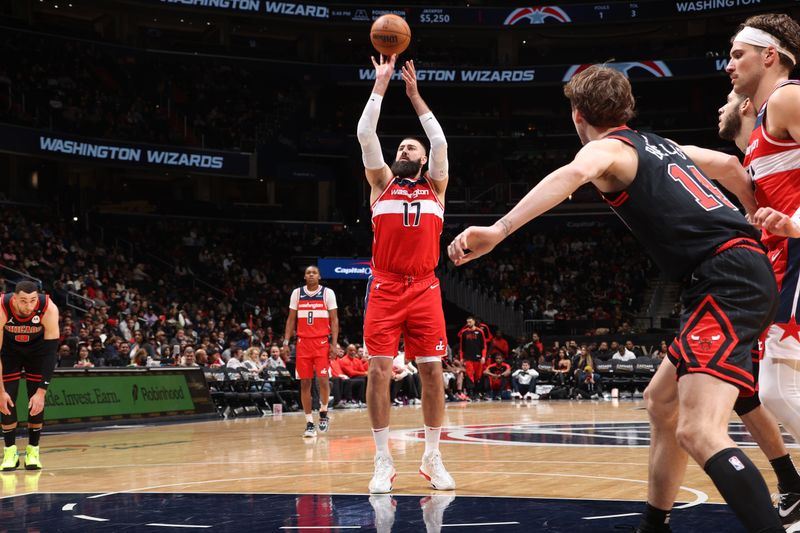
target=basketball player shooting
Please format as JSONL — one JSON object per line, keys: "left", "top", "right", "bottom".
{"left": 356, "top": 53, "right": 455, "bottom": 494}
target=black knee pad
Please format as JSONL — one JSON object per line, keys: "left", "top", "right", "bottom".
{"left": 27, "top": 411, "right": 44, "bottom": 425}
{"left": 734, "top": 393, "right": 761, "bottom": 417}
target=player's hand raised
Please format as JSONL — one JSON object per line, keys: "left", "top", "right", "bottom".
{"left": 401, "top": 60, "right": 419, "bottom": 99}
{"left": 448, "top": 225, "right": 505, "bottom": 266}
{"left": 371, "top": 54, "right": 397, "bottom": 86}
{"left": 752, "top": 207, "right": 800, "bottom": 239}
{"left": 0, "top": 391, "right": 14, "bottom": 416}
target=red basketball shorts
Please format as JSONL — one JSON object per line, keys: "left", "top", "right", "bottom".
{"left": 363, "top": 270, "right": 447, "bottom": 360}
{"left": 295, "top": 336, "right": 330, "bottom": 379}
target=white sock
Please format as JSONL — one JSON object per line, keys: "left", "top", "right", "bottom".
{"left": 373, "top": 427, "right": 390, "bottom": 455}
{"left": 424, "top": 426, "right": 441, "bottom": 455}
{"left": 305, "top": 414, "right": 313, "bottom": 423}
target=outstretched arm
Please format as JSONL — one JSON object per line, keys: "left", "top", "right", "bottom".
{"left": 357, "top": 54, "right": 397, "bottom": 195}
{"left": 401, "top": 60, "right": 448, "bottom": 195}
{"left": 447, "top": 140, "right": 617, "bottom": 266}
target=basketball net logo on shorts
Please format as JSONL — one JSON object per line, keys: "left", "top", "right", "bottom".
{"left": 504, "top": 6, "right": 571, "bottom": 25}
{"left": 562, "top": 61, "right": 673, "bottom": 82}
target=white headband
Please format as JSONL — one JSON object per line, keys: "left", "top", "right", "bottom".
{"left": 734, "top": 26, "right": 796, "bottom": 66}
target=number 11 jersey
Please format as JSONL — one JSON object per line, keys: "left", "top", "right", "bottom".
{"left": 600, "top": 127, "right": 760, "bottom": 281}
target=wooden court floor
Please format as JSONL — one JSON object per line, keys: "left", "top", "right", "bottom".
{"left": 0, "top": 399, "right": 795, "bottom": 531}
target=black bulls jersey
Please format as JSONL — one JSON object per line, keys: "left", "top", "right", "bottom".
{"left": 1, "top": 293, "right": 49, "bottom": 354}
{"left": 600, "top": 127, "right": 760, "bottom": 281}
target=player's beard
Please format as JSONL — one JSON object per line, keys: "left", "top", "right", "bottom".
{"left": 718, "top": 111, "right": 741, "bottom": 142}
{"left": 391, "top": 158, "right": 422, "bottom": 179}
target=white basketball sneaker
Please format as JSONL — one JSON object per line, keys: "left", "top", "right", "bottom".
{"left": 369, "top": 453, "right": 396, "bottom": 494}
{"left": 419, "top": 450, "right": 456, "bottom": 490}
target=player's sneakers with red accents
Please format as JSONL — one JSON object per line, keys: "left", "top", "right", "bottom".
{"left": 369, "top": 453, "right": 396, "bottom": 494}
{"left": 419, "top": 450, "right": 456, "bottom": 490}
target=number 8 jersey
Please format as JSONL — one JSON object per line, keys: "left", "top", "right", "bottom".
{"left": 371, "top": 175, "right": 444, "bottom": 277}
{"left": 290, "top": 286, "right": 337, "bottom": 338}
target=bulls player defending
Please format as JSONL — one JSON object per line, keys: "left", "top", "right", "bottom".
{"left": 284, "top": 266, "right": 339, "bottom": 437}
{"left": 0, "top": 281, "right": 60, "bottom": 471}
{"left": 356, "top": 54, "right": 455, "bottom": 493}
{"left": 449, "top": 66, "right": 783, "bottom": 532}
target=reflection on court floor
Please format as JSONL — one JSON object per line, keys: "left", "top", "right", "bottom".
{"left": 1, "top": 492, "right": 745, "bottom": 532}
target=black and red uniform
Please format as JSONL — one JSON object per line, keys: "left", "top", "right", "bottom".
{"left": 601, "top": 128, "right": 776, "bottom": 394}
{"left": 1, "top": 293, "right": 58, "bottom": 418}
{"left": 458, "top": 326, "right": 487, "bottom": 386}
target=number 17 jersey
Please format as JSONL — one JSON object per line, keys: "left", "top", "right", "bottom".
{"left": 371, "top": 175, "right": 444, "bottom": 277}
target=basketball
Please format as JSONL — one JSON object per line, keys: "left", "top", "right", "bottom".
{"left": 370, "top": 14, "right": 411, "bottom": 57}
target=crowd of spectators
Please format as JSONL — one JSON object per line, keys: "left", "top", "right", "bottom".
{"left": 445, "top": 224, "right": 654, "bottom": 332}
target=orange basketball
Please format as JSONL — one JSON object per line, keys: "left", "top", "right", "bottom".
{"left": 370, "top": 14, "right": 411, "bottom": 57}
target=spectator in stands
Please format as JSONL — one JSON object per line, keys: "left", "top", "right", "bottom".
{"left": 612, "top": 344, "right": 636, "bottom": 361}
{"left": 328, "top": 345, "right": 350, "bottom": 408}
{"left": 90, "top": 339, "right": 106, "bottom": 367}
{"left": 264, "top": 345, "right": 286, "bottom": 371}
{"left": 129, "top": 348, "right": 149, "bottom": 367}
{"left": 242, "top": 347, "right": 262, "bottom": 371}
{"left": 226, "top": 347, "right": 244, "bottom": 369}
{"left": 339, "top": 344, "right": 367, "bottom": 405}
{"left": 554, "top": 348, "right": 572, "bottom": 386}
{"left": 391, "top": 352, "right": 421, "bottom": 406}
{"left": 625, "top": 340, "right": 645, "bottom": 359}
{"left": 208, "top": 349, "right": 224, "bottom": 367}
{"left": 57, "top": 344, "right": 75, "bottom": 367}
{"left": 651, "top": 341, "right": 669, "bottom": 361}
{"left": 195, "top": 349, "right": 208, "bottom": 366}
{"left": 74, "top": 346, "right": 94, "bottom": 368}
{"left": 443, "top": 357, "right": 468, "bottom": 401}
{"left": 575, "top": 364, "right": 600, "bottom": 399}
{"left": 181, "top": 348, "right": 199, "bottom": 367}
{"left": 490, "top": 329, "right": 509, "bottom": 357}
{"left": 511, "top": 360, "right": 539, "bottom": 400}
{"left": 594, "top": 341, "right": 612, "bottom": 361}
{"left": 483, "top": 353, "right": 512, "bottom": 400}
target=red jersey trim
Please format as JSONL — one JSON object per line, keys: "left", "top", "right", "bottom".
{"left": 423, "top": 173, "right": 446, "bottom": 210}
{"left": 759, "top": 80, "right": 800, "bottom": 147}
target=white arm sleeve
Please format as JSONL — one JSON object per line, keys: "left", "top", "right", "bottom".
{"left": 357, "top": 93, "right": 386, "bottom": 170}
{"left": 419, "top": 111, "right": 448, "bottom": 181}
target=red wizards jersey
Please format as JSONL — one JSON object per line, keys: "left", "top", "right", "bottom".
{"left": 744, "top": 80, "right": 800, "bottom": 252}
{"left": 371, "top": 175, "right": 444, "bottom": 277}
{"left": 290, "top": 286, "right": 337, "bottom": 338}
